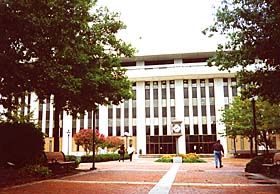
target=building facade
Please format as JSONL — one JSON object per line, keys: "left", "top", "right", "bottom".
{"left": 5, "top": 52, "right": 278, "bottom": 156}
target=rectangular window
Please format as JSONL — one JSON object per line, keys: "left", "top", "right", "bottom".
{"left": 154, "top": 107, "right": 158, "bottom": 117}
{"left": 202, "top": 124, "right": 207, "bottom": 134}
{"left": 133, "top": 126, "right": 137, "bottom": 136}
{"left": 193, "top": 106, "right": 198, "bottom": 116}
{"left": 170, "top": 88, "right": 175, "bottom": 99}
{"left": 116, "top": 126, "right": 121, "bottom": 136}
{"left": 161, "top": 81, "right": 167, "bottom": 99}
{"left": 192, "top": 87, "right": 197, "bottom": 98}
{"left": 201, "top": 105, "right": 206, "bottom": 116}
{"left": 162, "top": 107, "right": 167, "bottom": 117}
{"left": 116, "top": 108, "right": 121, "bottom": 118}
{"left": 163, "top": 125, "right": 167, "bottom": 135}
{"left": 146, "top": 126, "right": 150, "bottom": 136}
{"left": 124, "top": 108, "right": 129, "bottom": 118}
{"left": 132, "top": 107, "right": 136, "bottom": 118}
{"left": 108, "top": 108, "right": 113, "bottom": 119}
{"left": 145, "top": 107, "right": 150, "bottom": 118}
{"left": 194, "top": 125, "right": 199, "bottom": 134}
{"left": 154, "top": 126, "right": 159, "bottom": 135}
{"left": 210, "top": 105, "right": 216, "bottom": 116}
{"left": 201, "top": 87, "right": 206, "bottom": 98}
{"left": 171, "top": 106, "right": 175, "bottom": 117}
{"left": 184, "top": 106, "right": 189, "bottom": 117}
{"left": 108, "top": 127, "right": 112, "bottom": 136}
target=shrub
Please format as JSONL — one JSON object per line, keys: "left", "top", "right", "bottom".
{"left": 245, "top": 155, "right": 271, "bottom": 173}
{"left": 0, "top": 122, "right": 45, "bottom": 167}
{"left": 22, "top": 165, "right": 52, "bottom": 177}
{"left": 155, "top": 153, "right": 206, "bottom": 163}
{"left": 81, "top": 153, "right": 129, "bottom": 162}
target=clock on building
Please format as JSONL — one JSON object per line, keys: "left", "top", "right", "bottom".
{"left": 172, "top": 123, "right": 181, "bottom": 133}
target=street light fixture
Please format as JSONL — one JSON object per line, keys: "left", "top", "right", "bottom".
{"left": 67, "top": 129, "right": 71, "bottom": 155}
{"left": 249, "top": 96, "right": 258, "bottom": 156}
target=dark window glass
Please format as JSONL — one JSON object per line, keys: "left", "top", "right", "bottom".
{"left": 202, "top": 124, "right": 207, "bottom": 134}
{"left": 194, "top": 125, "right": 199, "bottom": 134}
{"left": 132, "top": 107, "right": 136, "bottom": 118}
{"left": 192, "top": 87, "right": 197, "bottom": 98}
{"left": 170, "top": 88, "right": 175, "bottom": 99}
{"left": 193, "top": 106, "right": 198, "bottom": 116}
{"left": 108, "top": 127, "right": 113, "bottom": 136}
{"left": 124, "top": 108, "right": 129, "bottom": 118}
{"left": 116, "top": 126, "right": 121, "bottom": 136}
{"left": 224, "top": 86, "right": 229, "bottom": 97}
{"left": 201, "top": 87, "right": 206, "bottom": 98}
{"left": 201, "top": 105, "right": 206, "bottom": 116}
{"left": 146, "top": 107, "right": 150, "bottom": 118}
{"left": 171, "top": 106, "right": 175, "bottom": 117}
{"left": 232, "top": 87, "right": 237, "bottom": 96}
{"left": 163, "top": 125, "right": 167, "bottom": 135}
{"left": 185, "top": 125, "right": 190, "bottom": 134}
{"left": 211, "top": 124, "right": 216, "bottom": 134}
{"left": 108, "top": 108, "right": 113, "bottom": 119}
{"left": 154, "top": 126, "right": 159, "bottom": 135}
{"left": 162, "top": 88, "right": 167, "bottom": 99}
{"left": 209, "top": 87, "right": 215, "bottom": 97}
{"left": 210, "top": 105, "right": 216, "bottom": 116}
{"left": 116, "top": 108, "right": 121, "bottom": 118}
{"left": 184, "top": 88, "right": 188, "bottom": 98}
{"left": 184, "top": 106, "right": 189, "bottom": 117}
{"left": 145, "top": 89, "right": 150, "bottom": 100}
{"left": 133, "top": 126, "right": 137, "bottom": 136}
{"left": 146, "top": 126, "right": 150, "bottom": 136}
{"left": 154, "top": 107, "right": 158, "bottom": 117}
{"left": 162, "top": 107, "right": 167, "bottom": 117}
{"left": 153, "top": 89, "right": 158, "bottom": 99}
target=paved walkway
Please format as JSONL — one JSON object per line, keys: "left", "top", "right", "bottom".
{"left": 0, "top": 156, "right": 279, "bottom": 194}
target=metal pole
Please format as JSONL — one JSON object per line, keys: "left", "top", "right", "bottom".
{"left": 91, "top": 109, "right": 96, "bottom": 170}
{"left": 252, "top": 99, "right": 258, "bottom": 156}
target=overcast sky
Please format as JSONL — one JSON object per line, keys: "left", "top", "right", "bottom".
{"left": 97, "top": 0, "right": 224, "bottom": 56}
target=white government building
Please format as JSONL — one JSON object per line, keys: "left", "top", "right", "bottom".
{"left": 43, "top": 51, "right": 240, "bottom": 156}
{"left": 7, "top": 51, "right": 241, "bottom": 156}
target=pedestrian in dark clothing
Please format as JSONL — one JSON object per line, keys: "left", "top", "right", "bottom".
{"left": 118, "top": 144, "right": 125, "bottom": 162}
{"left": 213, "top": 140, "right": 224, "bottom": 168}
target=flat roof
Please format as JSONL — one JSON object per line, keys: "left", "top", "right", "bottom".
{"left": 122, "top": 51, "right": 216, "bottom": 62}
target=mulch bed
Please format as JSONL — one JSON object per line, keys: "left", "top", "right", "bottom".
{"left": 0, "top": 167, "right": 83, "bottom": 188}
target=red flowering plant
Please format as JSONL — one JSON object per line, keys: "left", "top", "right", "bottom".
{"left": 74, "top": 129, "right": 106, "bottom": 154}
{"left": 102, "top": 136, "right": 124, "bottom": 151}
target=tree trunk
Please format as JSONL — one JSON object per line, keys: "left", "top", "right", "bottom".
{"left": 53, "top": 95, "right": 62, "bottom": 152}
{"left": 249, "top": 136, "right": 253, "bottom": 157}
{"left": 233, "top": 137, "right": 237, "bottom": 155}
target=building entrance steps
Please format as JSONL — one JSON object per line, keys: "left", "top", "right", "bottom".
{"left": 1, "top": 157, "right": 279, "bottom": 194}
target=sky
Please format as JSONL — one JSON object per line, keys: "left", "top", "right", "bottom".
{"left": 97, "top": 0, "right": 224, "bottom": 56}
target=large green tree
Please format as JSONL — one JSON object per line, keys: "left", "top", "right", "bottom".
{"left": 222, "top": 96, "right": 280, "bottom": 155}
{"left": 203, "top": 0, "right": 280, "bottom": 103}
{"left": 0, "top": 0, "right": 134, "bottom": 151}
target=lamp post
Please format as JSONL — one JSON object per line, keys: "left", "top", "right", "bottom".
{"left": 249, "top": 96, "right": 258, "bottom": 156}
{"left": 67, "top": 129, "right": 70, "bottom": 155}
{"left": 124, "top": 131, "right": 130, "bottom": 150}
{"left": 91, "top": 109, "right": 97, "bottom": 170}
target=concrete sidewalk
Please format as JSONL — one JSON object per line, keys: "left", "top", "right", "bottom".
{"left": 0, "top": 156, "right": 279, "bottom": 194}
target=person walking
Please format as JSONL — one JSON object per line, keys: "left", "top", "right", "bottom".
{"left": 213, "top": 140, "right": 224, "bottom": 168}
{"left": 118, "top": 144, "right": 125, "bottom": 162}
{"left": 127, "top": 144, "right": 135, "bottom": 162}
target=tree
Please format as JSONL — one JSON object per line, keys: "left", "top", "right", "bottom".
{"left": 0, "top": 0, "right": 135, "bottom": 151}
{"left": 101, "top": 136, "right": 124, "bottom": 151}
{"left": 222, "top": 96, "right": 280, "bottom": 156}
{"left": 73, "top": 129, "right": 105, "bottom": 154}
{"left": 203, "top": 0, "right": 280, "bottom": 103}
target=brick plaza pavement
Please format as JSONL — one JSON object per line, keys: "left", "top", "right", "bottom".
{"left": 0, "top": 156, "right": 279, "bottom": 194}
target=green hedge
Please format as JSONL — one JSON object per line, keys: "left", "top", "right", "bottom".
{"left": 81, "top": 153, "right": 129, "bottom": 162}
{"left": 245, "top": 155, "right": 271, "bottom": 173}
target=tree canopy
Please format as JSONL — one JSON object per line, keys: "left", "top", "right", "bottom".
{"left": 203, "top": 0, "right": 280, "bottom": 103}
{"left": 0, "top": 0, "right": 135, "bottom": 151}
{"left": 222, "top": 96, "right": 280, "bottom": 153}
